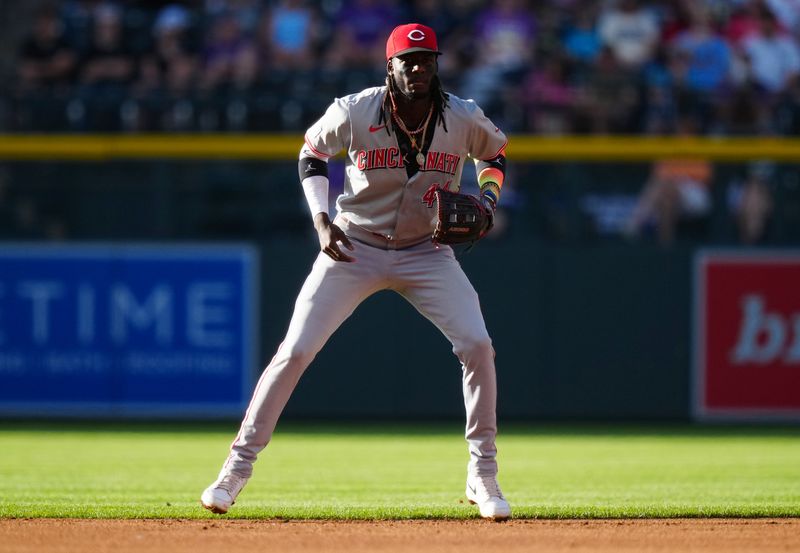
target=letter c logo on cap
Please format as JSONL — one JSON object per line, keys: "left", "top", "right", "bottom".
{"left": 407, "top": 29, "right": 425, "bottom": 41}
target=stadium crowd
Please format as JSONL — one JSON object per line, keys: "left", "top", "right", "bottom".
{"left": 6, "top": 0, "right": 800, "bottom": 135}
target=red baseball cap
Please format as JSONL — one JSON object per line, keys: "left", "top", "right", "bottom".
{"left": 385, "top": 23, "right": 441, "bottom": 60}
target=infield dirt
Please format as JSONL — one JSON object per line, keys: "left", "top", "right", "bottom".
{"left": 3, "top": 518, "right": 798, "bottom": 553}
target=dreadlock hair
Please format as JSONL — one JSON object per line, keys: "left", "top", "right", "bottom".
{"left": 379, "top": 73, "right": 449, "bottom": 133}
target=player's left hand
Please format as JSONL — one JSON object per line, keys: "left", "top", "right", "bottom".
{"left": 427, "top": 189, "right": 494, "bottom": 245}
{"left": 479, "top": 195, "right": 496, "bottom": 235}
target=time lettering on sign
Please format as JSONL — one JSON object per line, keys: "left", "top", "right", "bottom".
{"left": 0, "top": 281, "right": 234, "bottom": 347}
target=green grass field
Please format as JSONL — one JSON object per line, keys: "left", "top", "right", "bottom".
{"left": 1, "top": 421, "right": 798, "bottom": 520}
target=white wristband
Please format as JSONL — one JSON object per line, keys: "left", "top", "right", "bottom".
{"left": 301, "top": 175, "right": 329, "bottom": 218}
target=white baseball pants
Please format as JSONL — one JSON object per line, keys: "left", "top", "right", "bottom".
{"left": 221, "top": 239, "right": 498, "bottom": 479}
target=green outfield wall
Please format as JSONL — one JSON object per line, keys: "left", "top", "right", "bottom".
{"left": 261, "top": 235, "right": 694, "bottom": 421}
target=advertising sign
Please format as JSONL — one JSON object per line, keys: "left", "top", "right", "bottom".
{"left": 0, "top": 244, "right": 257, "bottom": 417}
{"left": 694, "top": 250, "right": 800, "bottom": 421}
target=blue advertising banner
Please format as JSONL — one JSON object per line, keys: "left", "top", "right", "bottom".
{"left": 0, "top": 244, "right": 258, "bottom": 417}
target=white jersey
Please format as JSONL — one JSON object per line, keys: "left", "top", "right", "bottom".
{"left": 302, "top": 86, "right": 507, "bottom": 248}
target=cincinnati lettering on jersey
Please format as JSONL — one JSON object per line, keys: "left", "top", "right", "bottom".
{"left": 356, "top": 147, "right": 403, "bottom": 170}
{"left": 356, "top": 148, "right": 461, "bottom": 174}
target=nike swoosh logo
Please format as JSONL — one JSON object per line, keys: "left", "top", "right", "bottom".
{"left": 369, "top": 124, "right": 387, "bottom": 132}
{"left": 467, "top": 483, "right": 477, "bottom": 495}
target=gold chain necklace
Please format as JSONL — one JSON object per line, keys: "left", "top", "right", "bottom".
{"left": 390, "top": 100, "right": 434, "bottom": 166}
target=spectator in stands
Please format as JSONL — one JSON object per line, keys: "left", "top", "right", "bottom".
{"left": 200, "top": 10, "right": 258, "bottom": 92}
{"left": 563, "top": 8, "right": 602, "bottom": 68}
{"left": 598, "top": 0, "right": 660, "bottom": 71}
{"left": 411, "top": 0, "right": 480, "bottom": 80}
{"left": 60, "top": 0, "right": 106, "bottom": 51}
{"left": 641, "top": 44, "right": 680, "bottom": 134}
{"left": 668, "top": 6, "right": 732, "bottom": 131}
{"left": 324, "top": 0, "right": 401, "bottom": 69}
{"left": 409, "top": 0, "right": 464, "bottom": 41}
{"left": 573, "top": 46, "right": 641, "bottom": 133}
{"left": 78, "top": 4, "right": 134, "bottom": 87}
{"left": 728, "top": 161, "right": 775, "bottom": 246}
{"left": 475, "top": 0, "right": 537, "bottom": 70}
{"left": 7, "top": 0, "right": 800, "bottom": 137}
{"left": 205, "top": 0, "right": 263, "bottom": 37}
{"left": 739, "top": 8, "right": 800, "bottom": 99}
{"left": 724, "top": 1, "right": 762, "bottom": 44}
{"left": 671, "top": 7, "right": 732, "bottom": 94}
{"left": 134, "top": 4, "right": 199, "bottom": 130}
{"left": 531, "top": 2, "right": 565, "bottom": 58}
{"left": 763, "top": 0, "right": 800, "bottom": 36}
{"left": 727, "top": 160, "right": 775, "bottom": 244}
{"left": 138, "top": 5, "right": 198, "bottom": 95}
{"left": 624, "top": 116, "right": 715, "bottom": 245}
{"left": 258, "top": 0, "right": 319, "bottom": 70}
{"left": 17, "top": 3, "right": 77, "bottom": 94}
{"left": 75, "top": 3, "right": 136, "bottom": 130}
{"left": 519, "top": 53, "right": 577, "bottom": 134}
{"left": 657, "top": 0, "right": 692, "bottom": 43}
{"left": 775, "top": 71, "right": 800, "bottom": 133}
{"left": 459, "top": 0, "right": 537, "bottom": 109}
{"left": 720, "top": 81, "right": 767, "bottom": 134}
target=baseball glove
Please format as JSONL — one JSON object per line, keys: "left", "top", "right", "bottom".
{"left": 423, "top": 187, "right": 493, "bottom": 245}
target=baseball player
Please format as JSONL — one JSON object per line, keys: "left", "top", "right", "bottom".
{"left": 201, "top": 23, "right": 510, "bottom": 521}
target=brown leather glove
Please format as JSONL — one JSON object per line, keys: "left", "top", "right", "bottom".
{"left": 425, "top": 187, "right": 493, "bottom": 245}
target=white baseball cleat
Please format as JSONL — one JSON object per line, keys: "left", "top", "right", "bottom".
{"left": 200, "top": 472, "right": 248, "bottom": 514}
{"left": 466, "top": 474, "right": 511, "bottom": 521}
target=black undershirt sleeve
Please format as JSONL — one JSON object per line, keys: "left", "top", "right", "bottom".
{"left": 298, "top": 156, "right": 329, "bottom": 181}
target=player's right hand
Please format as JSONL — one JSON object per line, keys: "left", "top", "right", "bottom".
{"left": 314, "top": 213, "right": 355, "bottom": 263}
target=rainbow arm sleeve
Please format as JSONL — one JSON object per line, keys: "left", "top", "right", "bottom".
{"left": 476, "top": 154, "right": 505, "bottom": 210}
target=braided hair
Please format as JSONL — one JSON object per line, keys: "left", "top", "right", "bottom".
{"left": 379, "top": 73, "right": 449, "bottom": 133}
